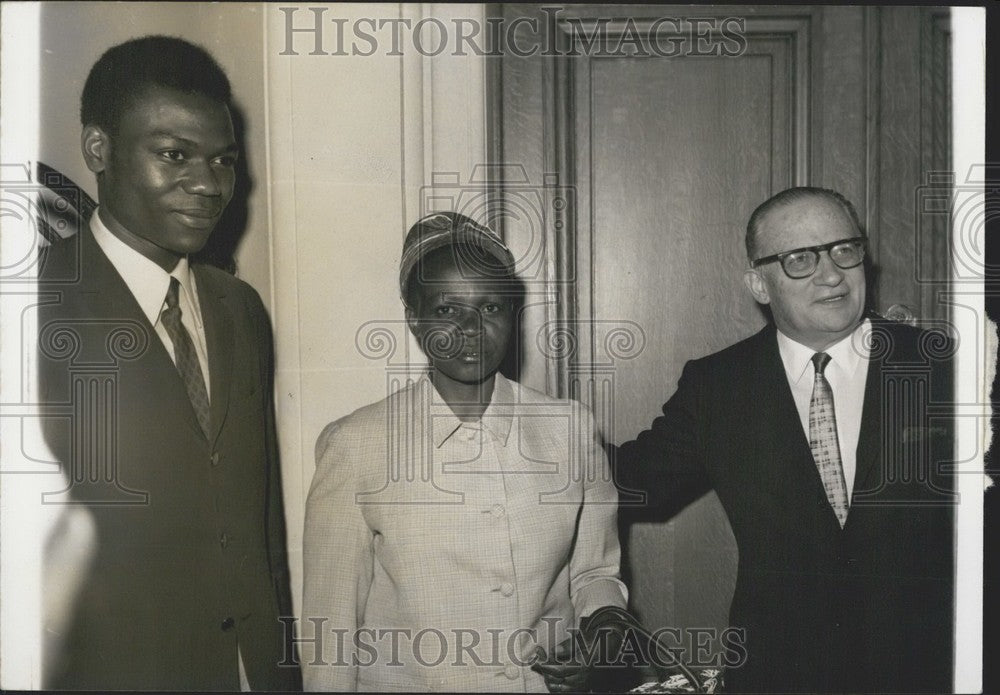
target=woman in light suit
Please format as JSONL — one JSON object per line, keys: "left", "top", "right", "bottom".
{"left": 302, "top": 212, "right": 628, "bottom": 692}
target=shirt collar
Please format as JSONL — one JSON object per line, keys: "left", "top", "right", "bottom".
{"left": 776, "top": 318, "right": 870, "bottom": 385}
{"left": 90, "top": 208, "right": 194, "bottom": 325}
{"left": 424, "top": 372, "right": 514, "bottom": 448}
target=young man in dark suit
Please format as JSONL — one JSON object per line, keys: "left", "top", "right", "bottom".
{"left": 616, "top": 187, "right": 954, "bottom": 693}
{"left": 37, "top": 36, "right": 300, "bottom": 691}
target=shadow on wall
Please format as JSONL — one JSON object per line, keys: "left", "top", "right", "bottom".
{"left": 499, "top": 296, "right": 527, "bottom": 385}
{"left": 192, "top": 101, "right": 252, "bottom": 275}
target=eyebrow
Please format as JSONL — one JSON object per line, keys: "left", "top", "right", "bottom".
{"left": 148, "top": 132, "right": 239, "bottom": 154}
{"left": 432, "top": 292, "right": 512, "bottom": 303}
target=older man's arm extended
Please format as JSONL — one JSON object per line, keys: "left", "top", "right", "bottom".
{"left": 611, "top": 359, "right": 714, "bottom": 523}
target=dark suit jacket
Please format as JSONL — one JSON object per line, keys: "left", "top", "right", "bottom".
{"left": 37, "top": 227, "right": 300, "bottom": 691}
{"left": 616, "top": 320, "right": 954, "bottom": 693}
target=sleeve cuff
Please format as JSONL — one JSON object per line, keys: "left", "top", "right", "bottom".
{"left": 574, "top": 578, "right": 629, "bottom": 619}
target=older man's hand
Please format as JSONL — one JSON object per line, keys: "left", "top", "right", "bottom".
{"left": 532, "top": 637, "right": 592, "bottom": 693}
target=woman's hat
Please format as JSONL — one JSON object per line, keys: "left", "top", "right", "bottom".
{"left": 398, "top": 211, "right": 516, "bottom": 300}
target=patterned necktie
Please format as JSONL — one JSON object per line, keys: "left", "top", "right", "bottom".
{"left": 809, "top": 352, "right": 849, "bottom": 527}
{"left": 161, "top": 277, "right": 212, "bottom": 439}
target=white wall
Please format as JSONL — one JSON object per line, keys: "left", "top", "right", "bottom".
{"left": 264, "top": 2, "right": 489, "bottom": 614}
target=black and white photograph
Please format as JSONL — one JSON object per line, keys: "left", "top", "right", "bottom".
{"left": 0, "top": 2, "right": 989, "bottom": 692}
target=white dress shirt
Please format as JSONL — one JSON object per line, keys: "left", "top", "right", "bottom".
{"left": 90, "top": 209, "right": 211, "bottom": 399}
{"left": 776, "top": 319, "right": 871, "bottom": 502}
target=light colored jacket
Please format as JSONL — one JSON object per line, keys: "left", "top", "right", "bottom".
{"left": 302, "top": 373, "right": 626, "bottom": 691}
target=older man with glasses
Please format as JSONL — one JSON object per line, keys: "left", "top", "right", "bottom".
{"left": 615, "top": 187, "right": 955, "bottom": 693}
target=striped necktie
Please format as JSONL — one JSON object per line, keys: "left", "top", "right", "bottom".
{"left": 161, "top": 277, "right": 211, "bottom": 439}
{"left": 809, "top": 352, "right": 849, "bottom": 527}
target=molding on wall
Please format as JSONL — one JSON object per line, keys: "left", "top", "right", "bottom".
{"left": 864, "top": 6, "right": 882, "bottom": 262}
{"left": 920, "top": 9, "right": 953, "bottom": 323}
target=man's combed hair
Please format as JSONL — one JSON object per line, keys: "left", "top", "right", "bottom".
{"left": 80, "top": 35, "right": 232, "bottom": 134}
{"left": 745, "top": 187, "right": 864, "bottom": 261}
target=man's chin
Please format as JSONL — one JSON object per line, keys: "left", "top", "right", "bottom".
{"left": 165, "top": 227, "right": 216, "bottom": 256}
{"left": 815, "top": 319, "right": 865, "bottom": 346}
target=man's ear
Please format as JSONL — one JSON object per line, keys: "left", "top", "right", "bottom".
{"left": 81, "top": 125, "right": 111, "bottom": 174}
{"left": 743, "top": 268, "right": 771, "bottom": 305}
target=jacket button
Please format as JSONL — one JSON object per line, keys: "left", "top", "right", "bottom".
{"left": 491, "top": 504, "right": 506, "bottom": 518}
{"left": 220, "top": 533, "right": 228, "bottom": 549}
{"left": 499, "top": 582, "right": 514, "bottom": 597}
{"left": 210, "top": 452, "right": 220, "bottom": 466}
{"left": 221, "top": 617, "right": 235, "bottom": 631}
{"left": 504, "top": 664, "right": 520, "bottom": 680}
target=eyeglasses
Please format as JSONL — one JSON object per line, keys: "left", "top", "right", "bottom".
{"left": 751, "top": 237, "right": 867, "bottom": 279}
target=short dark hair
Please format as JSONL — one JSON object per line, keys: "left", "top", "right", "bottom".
{"left": 80, "top": 35, "right": 232, "bottom": 134}
{"left": 745, "top": 187, "right": 864, "bottom": 260}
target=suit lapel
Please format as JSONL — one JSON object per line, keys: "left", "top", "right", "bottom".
{"left": 853, "top": 321, "right": 887, "bottom": 498}
{"left": 80, "top": 226, "right": 155, "bottom": 328}
{"left": 78, "top": 228, "right": 208, "bottom": 440}
{"left": 193, "top": 265, "right": 234, "bottom": 445}
{"left": 753, "top": 329, "right": 815, "bottom": 479}
{"left": 752, "top": 327, "right": 845, "bottom": 531}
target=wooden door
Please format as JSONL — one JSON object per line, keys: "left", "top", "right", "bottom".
{"left": 494, "top": 3, "right": 951, "bottom": 664}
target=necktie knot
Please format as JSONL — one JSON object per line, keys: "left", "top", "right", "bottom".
{"left": 165, "top": 276, "right": 181, "bottom": 310}
{"left": 812, "top": 351, "right": 831, "bottom": 376}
